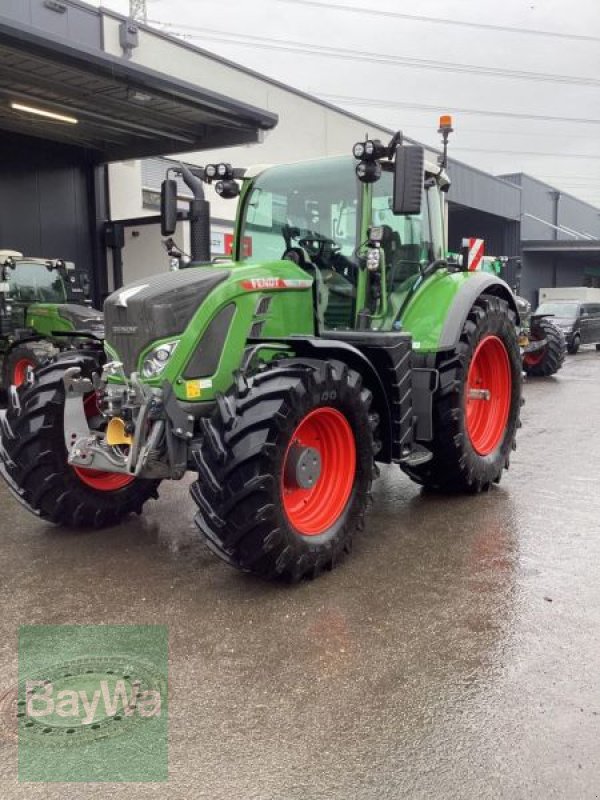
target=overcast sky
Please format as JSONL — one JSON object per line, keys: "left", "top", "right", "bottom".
{"left": 97, "top": 0, "right": 600, "bottom": 207}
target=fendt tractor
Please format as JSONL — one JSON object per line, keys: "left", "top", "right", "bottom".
{"left": 517, "top": 295, "right": 566, "bottom": 377}
{"left": 0, "top": 251, "right": 103, "bottom": 390}
{"left": 0, "top": 119, "right": 523, "bottom": 582}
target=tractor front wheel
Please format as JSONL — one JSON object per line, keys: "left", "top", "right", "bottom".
{"left": 191, "top": 360, "right": 376, "bottom": 581}
{"left": 401, "top": 293, "right": 522, "bottom": 492}
{"left": 0, "top": 350, "right": 160, "bottom": 527}
{"left": 3, "top": 341, "right": 57, "bottom": 389}
{"left": 523, "top": 318, "right": 566, "bottom": 377}
{"left": 567, "top": 333, "right": 580, "bottom": 355}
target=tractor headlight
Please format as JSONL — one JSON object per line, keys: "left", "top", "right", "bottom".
{"left": 353, "top": 142, "right": 365, "bottom": 159}
{"left": 141, "top": 340, "right": 178, "bottom": 378}
{"left": 205, "top": 164, "right": 217, "bottom": 179}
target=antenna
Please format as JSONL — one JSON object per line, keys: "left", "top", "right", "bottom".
{"left": 129, "top": 0, "right": 148, "bottom": 23}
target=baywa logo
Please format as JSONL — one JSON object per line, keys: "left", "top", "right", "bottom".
{"left": 17, "top": 626, "right": 168, "bottom": 782}
{"left": 18, "top": 656, "right": 164, "bottom": 746}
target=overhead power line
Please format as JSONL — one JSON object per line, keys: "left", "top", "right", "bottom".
{"left": 148, "top": 21, "right": 600, "bottom": 89}
{"left": 452, "top": 147, "right": 600, "bottom": 160}
{"left": 316, "top": 93, "right": 600, "bottom": 127}
{"left": 274, "top": 0, "right": 600, "bottom": 43}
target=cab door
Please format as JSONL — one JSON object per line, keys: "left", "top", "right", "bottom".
{"left": 588, "top": 303, "right": 600, "bottom": 342}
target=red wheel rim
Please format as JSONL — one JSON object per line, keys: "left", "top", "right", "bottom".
{"left": 523, "top": 347, "right": 545, "bottom": 366}
{"left": 282, "top": 407, "right": 356, "bottom": 536}
{"left": 73, "top": 392, "right": 134, "bottom": 491}
{"left": 466, "top": 335, "right": 512, "bottom": 456}
{"left": 13, "top": 358, "right": 36, "bottom": 387}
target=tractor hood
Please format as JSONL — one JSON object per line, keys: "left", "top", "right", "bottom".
{"left": 58, "top": 304, "right": 104, "bottom": 334}
{"left": 104, "top": 268, "right": 230, "bottom": 373}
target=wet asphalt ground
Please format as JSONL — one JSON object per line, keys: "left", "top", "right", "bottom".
{"left": 0, "top": 348, "right": 599, "bottom": 799}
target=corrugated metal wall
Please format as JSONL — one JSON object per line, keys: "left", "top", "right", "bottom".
{"left": 447, "top": 161, "right": 521, "bottom": 220}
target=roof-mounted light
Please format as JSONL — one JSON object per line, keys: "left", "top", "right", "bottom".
{"left": 438, "top": 114, "right": 454, "bottom": 132}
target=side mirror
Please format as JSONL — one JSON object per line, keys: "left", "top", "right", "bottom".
{"left": 393, "top": 145, "right": 424, "bottom": 215}
{"left": 160, "top": 179, "right": 178, "bottom": 237}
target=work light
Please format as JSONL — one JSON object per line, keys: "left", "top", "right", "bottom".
{"left": 355, "top": 160, "right": 381, "bottom": 183}
{"left": 215, "top": 179, "right": 240, "bottom": 199}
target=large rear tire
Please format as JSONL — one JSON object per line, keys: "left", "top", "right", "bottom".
{"left": 0, "top": 350, "right": 160, "bottom": 527}
{"left": 401, "top": 294, "right": 522, "bottom": 492}
{"left": 190, "top": 359, "right": 376, "bottom": 581}
{"left": 523, "top": 318, "right": 566, "bottom": 377}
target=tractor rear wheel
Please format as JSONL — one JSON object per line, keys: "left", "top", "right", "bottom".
{"left": 191, "top": 359, "right": 376, "bottom": 581}
{"left": 0, "top": 350, "right": 160, "bottom": 527}
{"left": 401, "top": 293, "right": 522, "bottom": 492}
{"left": 523, "top": 318, "right": 566, "bottom": 377}
{"left": 3, "top": 341, "right": 57, "bottom": 389}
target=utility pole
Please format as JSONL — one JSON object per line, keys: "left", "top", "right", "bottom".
{"left": 129, "top": 0, "right": 148, "bottom": 23}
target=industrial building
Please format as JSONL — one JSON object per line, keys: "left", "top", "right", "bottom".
{"left": 1, "top": 0, "right": 599, "bottom": 307}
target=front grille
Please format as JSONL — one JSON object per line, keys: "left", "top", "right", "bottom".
{"left": 104, "top": 268, "right": 229, "bottom": 373}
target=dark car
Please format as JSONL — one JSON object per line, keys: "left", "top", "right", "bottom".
{"left": 535, "top": 300, "right": 600, "bottom": 354}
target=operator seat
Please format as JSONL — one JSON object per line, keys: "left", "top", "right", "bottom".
{"left": 380, "top": 225, "right": 421, "bottom": 286}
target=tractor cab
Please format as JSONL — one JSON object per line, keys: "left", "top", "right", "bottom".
{"left": 235, "top": 146, "right": 448, "bottom": 335}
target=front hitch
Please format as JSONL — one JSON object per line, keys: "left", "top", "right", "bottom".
{"left": 63, "top": 366, "right": 190, "bottom": 480}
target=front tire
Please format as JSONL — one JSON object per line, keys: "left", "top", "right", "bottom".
{"left": 0, "top": 350, "right": 160, "bottom": 527}
{"left": 401, "top": 294, "right": 522, "bottom": 492}
{"left": 567, "top": 334, "right": 580, "bottom": 355}
{"left": 3, "top": 341, "right": 57, "bottom": 389}
{"left": 523, "top": 318, "right": 566, "bottom": 377}
{"left": 191, "top": 360, "right": 375, "bottom": 581}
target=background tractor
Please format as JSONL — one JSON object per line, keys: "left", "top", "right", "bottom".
{"left": 0, "top": 252, "right": 103, "bottom": 391}
{"left": 516, "top": 295, "right": 566, "bottom": 377}
{"left": 0, "top": 119, "right": 523, "bottom": 582}
{"left": 449, "top": 247, "right": 566, "bottom": 378}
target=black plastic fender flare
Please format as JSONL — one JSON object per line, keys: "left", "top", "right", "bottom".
{"left": 438, "top": 273, "right": 520, "bottom": 351}
{"left": 251, "top": 335, "right": 395, "bottom": 463}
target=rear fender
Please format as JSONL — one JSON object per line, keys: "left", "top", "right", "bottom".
{"left": 438, "top": 274, "right": 519, "bottom": 350}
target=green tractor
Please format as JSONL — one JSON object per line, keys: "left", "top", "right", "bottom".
{"left": 0, "top": 122, "right": 522, "bottom": 581}
{"left": 0, "top": 251, "right": 103, "bottom": 390}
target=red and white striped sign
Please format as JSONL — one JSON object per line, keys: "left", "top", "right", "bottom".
{"left": 462, "top": 237, "right": 485, "bottom": 271}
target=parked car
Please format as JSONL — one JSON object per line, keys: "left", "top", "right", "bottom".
{"left": 534, "top": 300, "right": 600, "bottom": 354}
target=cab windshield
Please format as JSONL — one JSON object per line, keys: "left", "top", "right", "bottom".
{"left": 7, "top": 261, "right": 67, "bottom": 303}
{"left": 240, "top": 156, "right": 359, "bottom": 266}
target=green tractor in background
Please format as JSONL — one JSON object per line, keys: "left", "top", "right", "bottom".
{"left": 0, "top": 251, "right": 103, "bottom": 391}
{"left": 448, "top": 250, "right": 566, "bottom": 378}
{"left": 0, "top": 120, "right": 523, "bottom": 582}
